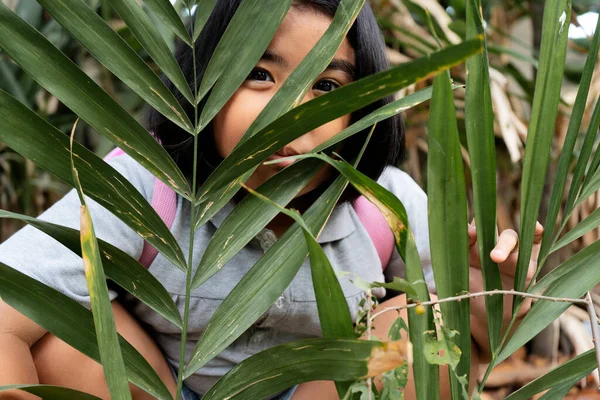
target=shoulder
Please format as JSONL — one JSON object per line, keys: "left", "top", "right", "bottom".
{"left": 376, "top": 166, "right": 427, "bottom": 211}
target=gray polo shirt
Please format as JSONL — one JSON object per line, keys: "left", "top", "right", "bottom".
{"left": 0, "top": 153, "right": 433, "bottom": 395}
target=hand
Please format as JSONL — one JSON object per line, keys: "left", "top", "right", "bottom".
{"left": 467, "top": 221, "right": 544, "bottom": 358}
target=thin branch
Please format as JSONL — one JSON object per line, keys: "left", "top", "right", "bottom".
{"left": 586, "top": 292, "right": 600, "bottom": 390}
{"left": 370, "top": 289, "right": 588, "bottom": 321}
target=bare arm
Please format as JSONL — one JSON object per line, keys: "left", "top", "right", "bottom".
{"left": 0, "top": 300, "right": 47, "bottom": 400}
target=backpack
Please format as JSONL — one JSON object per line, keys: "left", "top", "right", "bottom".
{"left": 104, "top": 148, "right": 394, "bottom": 270}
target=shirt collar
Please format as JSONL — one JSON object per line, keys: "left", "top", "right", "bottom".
{"left": 209, "top": 200, "right": 356, "bottom": 244}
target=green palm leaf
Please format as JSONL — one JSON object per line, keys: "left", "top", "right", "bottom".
{"left": 107, "top": 0, "right": 195, "bottom": 104}
{"left": 0, "top": 210, "right": 182, "bottom": 328}
{"left": 0, "top": 385, "right": 101, "bottom": 400}
{"left": 203, "top": 338, "right": 409, "bottom": 400}
{"left": 427, "top": 69, "right": 471, "bottom": 394}
{"left": 0, "top": 4, "right": 191, "bottom": 199}
{"left": 0, "top": 90, "right": 187, "bottom": 269}
{"left": 269, "top": 152, "right": 440, "bottom": 399}
{"left": 512, "top": 0, "right": 571, "bottom": 298}
{"left": 70, "top": 128, "right": 132, "bottom": 400}
{"left": 497, "top": 240, "right": 600, "bottom": 364}
{"left": 505, "top": 350, "right": 594, "bottom": 399}
{"left": 465, "top": 0, "right": 503, "bottom": 352}
{"left": 0, "top": 263, "right": 173, "bottom": 400}
{"left": 550, "top": 207, "right": 600, "bottom": 254}
{"left": 145, "top": 0, "right": 192, "bottom": 46}
{"left": 191, "top": 159, "right": 323, "bottom": 289}
{"left": 192, "top": 0, "right": 216, "bottom": 42}
{"left": 538, "top": 5, "right": 600, "bottom": 263}
{"left": 184, "top": 175, "right": 349, "bottom": 377}
{"left": 37, "top": 0, "right": 193, "bottom": 133}
{"left": 196, "top": 0, "right": 293, "bottom": 124}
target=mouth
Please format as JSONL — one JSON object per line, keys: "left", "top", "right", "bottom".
{"left": 265, "top": 148, "right": 300, "bottom": 168}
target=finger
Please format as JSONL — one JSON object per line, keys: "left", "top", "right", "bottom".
{"left": 468, "top": 223, "right": 477, "bottom": 247}
{"left": 490, "top": 229, "right": 519, "bottom": 263}
{"left": 531, "top": 221, "right": 544, "bottom": 261}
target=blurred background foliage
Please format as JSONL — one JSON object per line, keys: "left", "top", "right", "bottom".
{"left": 0, "top": 0, "right": 599, "bottom": 396}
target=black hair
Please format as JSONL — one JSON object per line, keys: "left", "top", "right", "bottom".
{"left": 145, "top": 0, "right": 405, "bottom": 202}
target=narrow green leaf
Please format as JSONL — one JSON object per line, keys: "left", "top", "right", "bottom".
{"left": 304, "top": 226, "right": 357, "bottom": 398}
{"left": 404, "top": 241, "right": 439, "bottom": 400}
{"left": 107, "top": 0, "right": 195, "bottom": 104}
{"left": 505, "top": 350, "right": 594, "bottom": 400}
{"left": 465, "top": 0, "right": 502, "bottom": 352}
{"left": 184, "top": 175, "right": 349, "bottom": 377}
{"left": 37, "top": 0, "right": 193, "bottom": 133}
{"left": 241, "top": 184, "right": 355, "bottom": 340}
{"left": 196, "top": 0, "right": 293, "bottom": 129}
{"left": 271, "top": 153, "right": 440, "bottom": 400}
{"left": 531, "top": 239, "right": 600, "bottom": 294}
{"left": 0, "top": 385, "right": 101, "bottom": 400}
{"left": 312, "top": 85, "right": 449, "bottom": 153}
{"left": 497, "top": 240, "right": 600, "bottom": 364}
{"left": 195, "top": 38, "right": 484, "bottom": 225}
{"left": 427, "top": 69, "right": 471, "bottom": 394}
{"left": 513, "top": 0, "right": 571, "bottom": 297}
{"left": 192, "top": 159, "right": 323, "bottom": 290}
{"left": 192, "top": 0, "right": 216, "bottom": 42}
{"left": 0, "top": 210, "right": 182, "bottom": 328}
{"left": 576, "top": 165, "right": 600, "bottom": 207}
{"left": 540, "top": 9, "right": 600, "bottom": 262}
{"left": 144, "top": 0, "right": 192, "bottom": 46}
{"left": 586, "top": 136, "right": 600, "bottom": 180}
{"left": 550, "top": 206, "right": 600, "bottom": 254}
{"left": 0, "top": 5, "right": 191, "bottom": 199}
{"left": 370, "top": 277, "right": 418, "bottom": 297}
{"left": 537, "top": 381, "right": 578, "bottom": 400}
{"left": 0, "top": 90, "right": 187, "bottom": 269}
{"left": 0, "top": 263, "right": 173, "bottom": 400}
{"left": 70, "top": 128, "right": 132, "bottom": 400}
{"left": 564, "top": 98, "right": 600, "bottom": 215}
{"left": 305, "top": 231, "right": 356, "bottom": 337}
{"left": 203, "top": 338, "right": 410, "bottom": 400}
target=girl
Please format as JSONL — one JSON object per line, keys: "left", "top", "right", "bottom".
{"left": 0, "top": 1, "right": 541, "bottom": 399}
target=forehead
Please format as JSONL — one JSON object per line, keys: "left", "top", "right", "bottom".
{"left": 266, "top": 6, "right": 355, "bottom": 67}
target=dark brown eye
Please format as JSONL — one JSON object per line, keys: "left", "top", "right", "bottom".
{"left": 314, "top": 79, "right": 340, "bottom": 93}
{"left": 246, "top": 68, "right": 273, "bottom": 82}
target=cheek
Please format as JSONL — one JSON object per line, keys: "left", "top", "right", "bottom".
{"left": 213, "top": 91, "right": 268, "bottom": 159}
{"left": 318, "top": 114, "right": 352, "bottom": 143}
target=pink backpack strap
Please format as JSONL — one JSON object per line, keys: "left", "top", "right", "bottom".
{"left": 352, "top": 196, "right": 395, "bottom": 271}
{"left": 138, "top": 179, "right": 177, "bottom": 268}
{"left": 103, "top": 142, "right": 177, "bottom": 269}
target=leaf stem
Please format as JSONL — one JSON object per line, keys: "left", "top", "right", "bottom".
{"left": 176, "top": 7, "right": 199, "bottom": 400}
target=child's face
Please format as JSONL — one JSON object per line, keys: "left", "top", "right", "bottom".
{"left": 213, "top": 7, "right": 356, "bottom": 193}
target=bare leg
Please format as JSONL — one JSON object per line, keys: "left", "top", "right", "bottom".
{"left": 31, "top": 301, "right": 178, "bottom": 400}
{"left": 291, "top": 294, "right": 480, "bottom": 400}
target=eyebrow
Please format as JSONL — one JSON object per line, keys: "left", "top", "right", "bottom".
{"left": 261, "top": 50, "right": 289, "bottom": 69}
{"left": 326, "top": 59, "right": 356, "bottom": 81}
